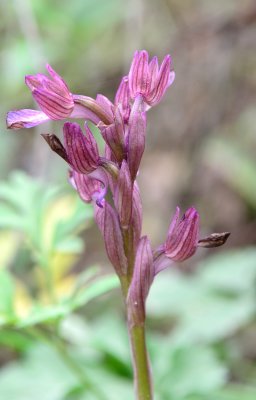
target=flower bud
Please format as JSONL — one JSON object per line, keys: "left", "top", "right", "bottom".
{"left": 127, "top": 236, "right": 154, "bottom": 326}
{"left": 114, "top": 160, "right": 133, "bottom": 229}
{"left": 115, "top": 76, "right": 131, "bottom": 123}
{"left": 63, "top": 122, "right": 99, "bottom": 174}
{"left": 165, "top": 207, "right": 199, "bottom": 262}
{"left": 98, "top": 106, "right": 126, "bottom": 163}
{"left": 95, "top": 202, "right": 128, "bottom": 275}
{"left": 127, "top": 99, "right": 146, "bottom": 181}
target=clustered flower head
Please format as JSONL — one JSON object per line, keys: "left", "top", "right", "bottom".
{"left": 7, "top": 50, "right": 230, "bottom": 326}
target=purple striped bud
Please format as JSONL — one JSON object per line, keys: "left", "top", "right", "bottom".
{"left": 154, "top": 209, "right": 230, "bottom": 275}
{"left": 128, "top": 50, "right": 175, "bottom": 107}
{"left": 165, "top": 207, "right": 199, "bottom": 262}
{"left": 25, "top": 64, "right": 74, "bottom": 120}
{"left": 95, "top": 202, "right": 128, "bottom": 275}
{"left": 114, "top": 160, "right": 133, "bottom": 229}
{"left": 63, "top": 122, "right": 99, "bottom": 174}
{"left": 98, "top": 106, "right": 126, "bottom": 163}
{"left": 127, "top": 97, "right": 146, "bottom": 181}
{"left": 127, "top": 236, "right": 154, "bottom": 325}
{"left": 115, "top": 76, "right": 131, "bottom": 123}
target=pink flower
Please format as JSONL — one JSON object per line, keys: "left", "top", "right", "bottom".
{"left": 6, "top": 65, "right": 112, "bottom": 130}
{"left": 154, "top": 207, "right": 230, "bottom": 274}
{"left": 165, "top": 207, "right": 199, "bottom": 262}
{"left": 128, "top": 50, "right": 175, "bottom": 107}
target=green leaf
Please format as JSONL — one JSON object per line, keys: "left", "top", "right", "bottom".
{"left": 0, "top": 329, "right": 32, "bottom": 352}
{"left": 198, "top": 248, "right": 256, "bottom": 293}
{"left": 0, "top": 344, "right": 77, "bottom": 400}
{"left": 0, "top": 269, "right": 14, "bottom": 319}
{"left": 52, "top": 199, "right": 93, "bottom": 250}
{"left": 215, "top": 385, "right": 256, "bottom": 400}
{"left": 71, "top": 274, "right": 119, "bottom": 310}
{"left": 154, "top": 344, "right": 227, "bottom": 399}
{"left": 16, "top": 274, "right": 119, "bottom": 328}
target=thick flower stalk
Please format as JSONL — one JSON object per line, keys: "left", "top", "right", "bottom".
{"left": 7, "top": 50, "right": 229, "bottom": 400}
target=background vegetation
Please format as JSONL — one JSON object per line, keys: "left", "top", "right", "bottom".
{"left": 0, "top": 0, "right": 256, "bottom": 399}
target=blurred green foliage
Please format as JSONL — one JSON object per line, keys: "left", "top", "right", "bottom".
{"left": 1, "top": 201, "right": 256, "bottom": 400}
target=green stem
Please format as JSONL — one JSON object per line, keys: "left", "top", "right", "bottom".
{"left": 129, "top": 323, "right": 153, "bottom": 400}
{"left": 121, "top": 228, "right": 153, "bottom": 399}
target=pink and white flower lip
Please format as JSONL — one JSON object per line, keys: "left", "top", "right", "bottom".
{"left": 69, "top": 169, "right": 107, "bottom": 208}
{"left": 128, "top": 50, "right": 175, "bottom": 107}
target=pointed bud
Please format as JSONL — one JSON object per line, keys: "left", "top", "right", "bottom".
{"left": 198, "top": 232, "right": 230, "bottom": 248}
{"left": 63, "top": 122, "right": 99, "bottom": 174}
{"left": 129, "top": 51, "right": 150, "bottom": 100}
{"left": 98, "top": 106, "right": 126, "bottom": 163}
{"left": 127, "top": 236, "right": 154, "bottom": 326}
{"left": 127, "top": 98, "right": 146, "bottom": 181}
{"left": 115, "top": 76, "right": 131, "bottom": 123}
{"left": 114, "top": 160, "right": 133, "bottom": 229}
{"left": 95, "top": 202, "right": 128, "bottom": 275}
{"left": 25, "top": 64, "right": 74, "bottom": 120}
{"left": 41, "top": 133, "right": 68, "bottom": 162}
{"left": 165, "top": 207, "right": 199, "bottom": 262}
